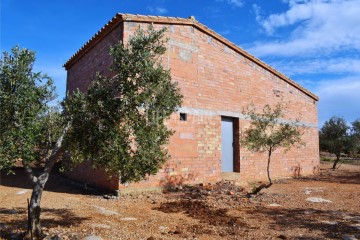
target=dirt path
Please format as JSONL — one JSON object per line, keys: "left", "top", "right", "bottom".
{"left": 1, "top": 162, "right": 359, "bottom": 240}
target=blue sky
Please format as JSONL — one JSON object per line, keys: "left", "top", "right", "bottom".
{"left": 1, "top": 0, "right": 359, "bottom": 126}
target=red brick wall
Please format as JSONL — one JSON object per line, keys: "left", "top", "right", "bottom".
{"left": 118, "top": 114, "right": 222, "bottom": 189}
{"left": 66, "top": 23, "right": 123, "bottom": 93}
{"left": 66, "top": 21, "right": 319, "bottom": 191}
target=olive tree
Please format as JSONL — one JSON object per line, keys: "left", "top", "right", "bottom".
{"left": 319, "top": 116, "right": 350, "bottom": 169}
{"left": 351, "top": 119, "right": 360, "bottom": 155}
{"left": 352, "top": 120, "right": 360, "bottom": 136}
{"left": 0, "top": 27, "right": 182, "bottom": 238}
{"left": 241, "top": 104, "right": 303, "bottom": 188}
{"left": 0, "top": 46, "right": 63, "bottom": 238}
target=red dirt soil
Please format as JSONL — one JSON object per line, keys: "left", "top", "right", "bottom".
{"left": 1, "top": 161, "right": 359, "bottom": 240}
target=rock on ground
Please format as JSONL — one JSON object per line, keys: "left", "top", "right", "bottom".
{"left": 83, "top": 236, "right": 102, "bottom": 240}
{"left": 90, "top": 223, "right": 110, "bottom": 229}
{"left": 306, "top": 197, "right": 332, "bottom": 203}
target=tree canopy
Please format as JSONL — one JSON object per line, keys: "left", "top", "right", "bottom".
{"left": 352, "top": 119, "right": 360, "bottom": 137}
{"left": 320, "top": 117, "right": 360, "bottom": 168}
{"left": 351, "top": 119, "right": 360, "bottom": 152}
{"left": 0, "top": 46, "right": 58, "bottom": 172}
{"left": 319, "top": 116, "right": 351, "bottom": 169}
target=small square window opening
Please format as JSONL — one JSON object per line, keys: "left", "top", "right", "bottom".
{"left": 180, "top": 113, "right": 187, "bottom": 121}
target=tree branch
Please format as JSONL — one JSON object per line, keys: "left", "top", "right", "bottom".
{"left": 22, "top": 160, "right": 37, "bottom": 184}
{"left": 40, "top": 122, "right": 70, "bottom": 182}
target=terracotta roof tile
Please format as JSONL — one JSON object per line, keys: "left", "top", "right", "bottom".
{"left": 63, "top": 13, "right": 318, "bottom": 101}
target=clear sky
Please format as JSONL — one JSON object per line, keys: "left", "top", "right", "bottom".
{"left": 1, "top": 0, "right": 359, "bottom": 126}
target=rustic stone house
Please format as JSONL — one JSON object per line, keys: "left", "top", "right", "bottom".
{"left": 64, "top": 13, "right": 320, "bottom": 191}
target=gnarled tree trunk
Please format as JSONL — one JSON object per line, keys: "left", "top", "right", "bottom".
{"left": 29, "top": 180, "right": 45, "bottom": 238}
{"left": 23, "top": 124, "right": 69, "bottom": 239}
{"left": 24, "top": 158, "right": 59, "bottom": 239}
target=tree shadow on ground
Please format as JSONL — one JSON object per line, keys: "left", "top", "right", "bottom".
{"left": 274, "top": 163, "right": 360, "bottom": 186}
{"left": 156, "top": 199, "right": 360, "bottom": 239}
{"left": 0, "top": 167, "right": 109, "bottom": 196}
{"left": 153, "top": 179, "right": 360, "bottom": 239}
{"left": 154, "top": 182, "right": 249, "bottom": 237}
{"left": 0, "top": 207, "right": 89, "bottom": 239}
{"left": 244, "top": 207, "right": 360, "bottom": 239}
{"left": 155, "top": 199, "right": 246, "bottom": 236}
{"left": 302, "top": 167, "right": 360, "bottom": 185}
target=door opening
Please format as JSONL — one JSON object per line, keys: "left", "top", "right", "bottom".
{"left": 221, "top": 117, "right": 234, "bottom": 172}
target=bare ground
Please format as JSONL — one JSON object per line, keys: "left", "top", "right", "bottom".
{"left": 1, "top": 161, "right": 360, "bottom": 240}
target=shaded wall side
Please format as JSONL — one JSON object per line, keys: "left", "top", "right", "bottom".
{"left": 64, "top": 24, "right": 123, "bottom": 190}
{"left": 66, "top": 162, "right": 119, "bottom": 191}
{"left": 66, "top": 24, "right": 123, "bottom": 93}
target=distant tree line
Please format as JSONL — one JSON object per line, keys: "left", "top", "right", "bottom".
{"left": 319, "top": 116, "right": 360, "bottom": 169}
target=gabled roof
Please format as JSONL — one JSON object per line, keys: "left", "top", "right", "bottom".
{"left": 64, "top": 13, "right": 319, "bottom": 101}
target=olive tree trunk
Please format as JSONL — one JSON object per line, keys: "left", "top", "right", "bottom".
{"left": 23, "top": 124, "right": 68, "bottom": 239}
{"left": 24, "top": 152, "right": 63, "bottom": 238}
{"left": 266, "top": 148, "right": 273, "bottom": 187}
{"left": 28, "top": 180, "right": 45, "bottom": 238}
{"left": 332, "top": 154, "right": 340, "bottom": 170}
